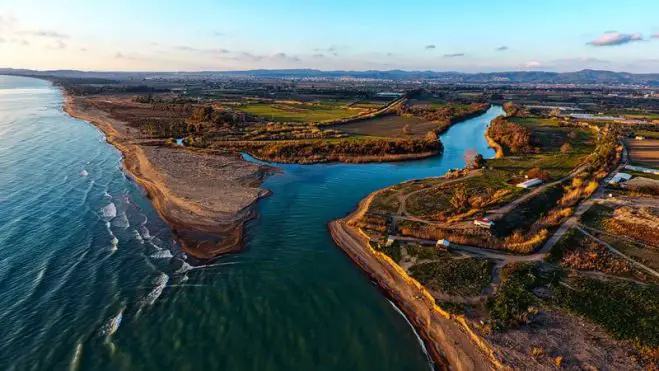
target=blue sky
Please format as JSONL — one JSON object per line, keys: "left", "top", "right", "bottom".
{"left": 1, "top": 0, "right": 658, "bottom": 72}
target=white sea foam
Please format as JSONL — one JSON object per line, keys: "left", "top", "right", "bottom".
{"left": 181, "top": 274, "right": 189, "bottom": 283}
{"left": 102, "top": 191, "right": 112, "bottom": 199}
{"left": 132, "top": 229, "right": 144, "bottom": 244}
{"left": 100, "top": 203, "right": 117, "bottom": 220}
{"left": 150, "top": 250, "right": 173, "bottom": 259}
{"left": 144, "top": 273, "right": 169, "bottom": 305}
{"left": 80, "top": 169, "right": 88, "bottom": 177}
{"left": 100, "top": 307, "right": 124, "bottom": 337}
{"left": 112, "top": 212, "right": 129, "bottom": 229}
{"left": 69, "top": 342, "right": 83, "bottom": 371}
{"left": 175, "top": 261, "right": 194, "bottom": 274}
{"left": 387, "top": 299, "right": 433, "bottom": 370}
{"left": 139, "top": 225, "right": 152, "bottom": 240}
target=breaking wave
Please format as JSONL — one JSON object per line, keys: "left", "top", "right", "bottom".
{"left": 144, "top": 273, "right": 169, "bottom": 305}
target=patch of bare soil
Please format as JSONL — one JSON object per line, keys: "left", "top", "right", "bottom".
{"left": 605, "top": 206, "right": 659, "bottom": 248}
{"left": 486, "top": 309, "right": 645, "bottom": 370}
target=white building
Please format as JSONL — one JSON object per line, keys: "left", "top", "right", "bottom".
{"left": 474, "top": 218, "right": 495, "bottom": 228}
{"left": 608, "top": 172, "right": 632, "bottom": 185}
{"left": 436, "top": 239, "right": 450, "bottom": 248}
{"left": 516, "top": 178, "right": 543, "bottom": 189}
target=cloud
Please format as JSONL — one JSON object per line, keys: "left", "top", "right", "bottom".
{"left": 273, "top": 52, "right": 301, "bottom": 62}
{"left": 587, "top": 31, "right": 642, "bottom": 46}
{"left": 80, "top": 47, "right": 88, "bottom": 52}
{"left": 652, "top": 33, "right": 659, "bottom": 39}
{"left": 0, "top": 37, "right": 5, "bottom": 43}
{"left": 45, "top": 40, "right": 66, "bottom": 50}
{"left": 175, "top": 45, "right": 230, "bottom": 54}
{"left": 213, "top": 32, "right": 225, "bottom": 36}
{"left": 19, "top": 30, "right": 69, "bottom": 39}
{"left": 425, "top": 45, "right": 436, "bottom": 50}
{"left": 312, "top": 53, "right": 325, "bottom": 58}
{"left": 524, "top": 61, "right": 541, "bottom": 68}
{"left": 496, "top": 46, "right": 508, "bottom": 51}
{"left": 0, "top": 14, "right": 18, "bottom": 30}
{"left": 444, "top": 53, "right": 465, "bottom": 58}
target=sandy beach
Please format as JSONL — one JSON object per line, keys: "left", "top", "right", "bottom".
{"left": 63, "top": 92, "right": 271, "bottom": 259}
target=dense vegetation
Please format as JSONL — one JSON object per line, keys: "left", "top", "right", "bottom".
{"left": 240, "top": 137, "right": 442, "bottom": 164}
{"left": 487, "top": 117, "right": 539, "bottom": 154}
{"left": 409, "top": 258, "right": 493, "bottom": 296}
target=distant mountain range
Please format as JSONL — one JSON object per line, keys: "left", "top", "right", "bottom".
{"left": 2, "top": 68, "right": 659, "bottom": 86}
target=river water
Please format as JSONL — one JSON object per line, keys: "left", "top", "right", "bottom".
{"left": 0, "top": 75, "right": 502, "bottom": 370}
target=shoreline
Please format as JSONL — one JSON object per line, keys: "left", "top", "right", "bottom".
{"left": 61, "top": 89, "right": 270, "bottom": 260}
{"left": 329, "top": 187, "right": 502, "bottom": 371}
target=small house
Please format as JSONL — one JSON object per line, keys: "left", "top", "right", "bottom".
{"left": 608, "top": 172, "right": 632, "bottom": 185}
{"left": 436, "top": 239, "right": 450, "bottom": 249}
{"left": 474, "top": 218, "right": 494, "bottom": 229}
{"left": 516, "top": 178, "right": 543, "bottom": 189}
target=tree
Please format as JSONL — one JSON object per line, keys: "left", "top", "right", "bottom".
{"left": 424, "top": 130, "right": 438, "bottom": 142}
{"left": 464, "top": 150, "right": 486, "bottom": 169}
{"left": 560, "top": 142, "right": 573, "bottom": 154}
{"left": 527, "top": 167, "right": 551, "bottom": 181}
{"left": 449, "top": 186, "right": 469, "bottom": 211}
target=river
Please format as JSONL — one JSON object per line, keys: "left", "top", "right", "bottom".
{"left": 0, "top": 75, "right": 503, "bottom": 370}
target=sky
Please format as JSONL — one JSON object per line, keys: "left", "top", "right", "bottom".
{"left": 1, "top": 0, "right": 658, "bottom": 73}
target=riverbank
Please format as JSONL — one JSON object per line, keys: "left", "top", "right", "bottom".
{"left": 62, "top": 91, "right": 271, "bottom": 259}
{"left": 329, "top": 187, "right": 501, "bottom": 371}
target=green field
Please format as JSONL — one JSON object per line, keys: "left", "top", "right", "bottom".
{"left": 239, "top": 102, "right": 362, "bottom": 123}
{"left": 490, "top": 117, "right": 595, "bottom": 178}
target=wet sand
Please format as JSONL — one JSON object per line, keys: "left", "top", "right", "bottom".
{"left": 63, "top": 93, "right": 271, "bottom": 259}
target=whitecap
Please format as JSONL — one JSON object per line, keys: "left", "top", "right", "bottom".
{"left": 175, "top": 261, "right": 194, "bottom": 274}
{"left": 100, "top": 203, "right": 117, "bottom": 220}
{"left": 102, "top": 191, "right": 112, "bottom": 199}
{"left": 132, "top": 229, "right": 144, "bottom": 244}
{"left": 100, "top": 307, "right": 124, "bottom": 337}
{"left": 111, "top": 212, "right": 129, "bottom": 229}
{"left": 139, "top": 225, "right": 152, "bottom": 240}
{"left": 181, "top": 274, "right": 189, "bottom": 283}
{"left": 150, "top": 250, "right": 173, "bottom": 259}
{"left": 69, "top": 342, "right": 83, "bottom": 371}
{"left": 144, "top": 273, "right": 169, "bottom": 305}
{"left": 80, "top": 169, "right": 88, "bottom": 177}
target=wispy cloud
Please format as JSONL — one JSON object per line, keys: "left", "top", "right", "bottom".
{"left": 652, "top": 33, "right": 659, "bottom": 39}
{"left": 175, "top": 45, "right": 230, "bottom": 54}
{"left": 19, "top": 30, "right": 69, "bottom": 39}
{"left": 0, "top": 14, "right": 18, "bottom": 30}
{"left": 45, "top": 40, "right": 66, "bottom": 50}
{"left": 312, "top": 53, "right": 325, "bottom": 58}
{"left": 444, "top": 53, "right": 465, "bottom": 58}
{"left": 495, "top": 46, "right": 508, "bottom": 51}
{"left": 524, "top": 61, "right": 541, "bottom": 68}
{"left": 273, "top": 52, "right": 301, "bottom": 62}
{"left": 587, "top": 31, "right": 642, "bottom": 46}
{"left": 0, "top": 37, "right": 5, "bottom": 43}
{"left": 425, "top": 45, "right": 436, "bottom": 50}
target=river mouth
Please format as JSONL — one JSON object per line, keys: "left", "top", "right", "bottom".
{"left": 0, "top": 75, "right": 502, "bottom": 370}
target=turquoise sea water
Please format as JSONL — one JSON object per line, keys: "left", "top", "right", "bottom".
{"left": 0, "top": 75, "right": 502, "bottom": 370}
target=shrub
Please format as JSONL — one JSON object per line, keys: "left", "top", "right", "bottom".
{"left": 560, "top": 142, "right": 573, "bottom": 153}
{"left": 527, "top": 167, "right": 551, "bottom": 181}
